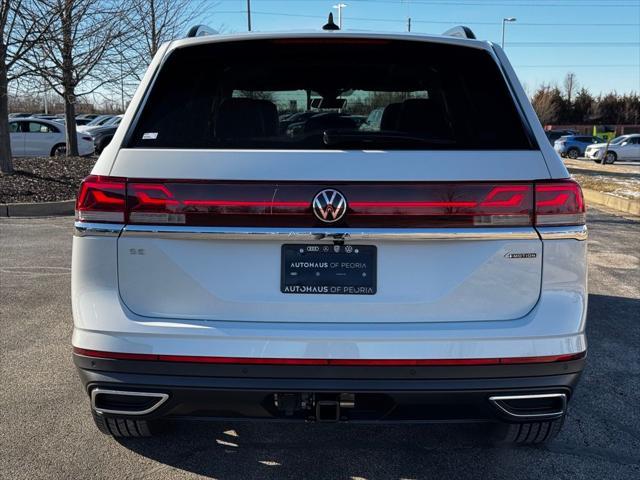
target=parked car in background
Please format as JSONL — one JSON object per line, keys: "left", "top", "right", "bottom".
{"left": 90, "top": 125, "right": 118, "bottom": 154}
{"left": 286, "top": 112, "right": 361, "bottom": 137}
{"left": 102, "top": 115, "right": 123, "bottom": 127}
{"left": 77, "top": 115, "right": 115, "bottom": 132}
{"left": 9, "top": 118, "right": 94, "bottom": 156}
{"left": 554, "top": 135, "right": 604, "bottom": 159}
{"left": 32, "top": 114, "right": 60, "bottom": 121}
{"left": 77, "top": 114, "right": 100, "bottom": 121}
{"left": 585, "top": 134, "right": 640, "bottom": 163}
{"left": 278, "top": 111, "right": 318, "bottom": 134}
{"left": 75, "top": 117, "right": 93, "bottom": 126}
{"left": 9, "top": 112, "right": 35, "bottom": 118}
{"left": 84, "top": 115, "right": 123, "bottom": 136}
{"left": 545, "top": 129, "right": 577, "bottom": 144}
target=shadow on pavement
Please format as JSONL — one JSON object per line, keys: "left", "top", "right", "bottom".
{"left": 117, "top": 422, "right": 519, "bottom": 479}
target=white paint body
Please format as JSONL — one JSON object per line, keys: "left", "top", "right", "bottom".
{"left": 9, "top": 118, "right": 95, "bottom": 157}
{"left": 72, "top": 32, "right": 587, "bottom": 360}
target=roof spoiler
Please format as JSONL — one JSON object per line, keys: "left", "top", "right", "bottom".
{"left": 441, "top": 26, "right": 476, "bottom": 40}
{"left": 186, "top": 25, "right": 218, "bottom": 38}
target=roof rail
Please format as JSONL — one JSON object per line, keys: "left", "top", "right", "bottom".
{"left": 441, "top": 26, "right": 476, "bottom": 40}
{"left": 186, "top": 25, "right": 218, "bottom": 38}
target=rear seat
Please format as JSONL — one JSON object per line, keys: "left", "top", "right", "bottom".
{"left": 215, "top": 98, "right": 278, "bottom": 139}
{"left": 380, "top": 99, "right": 453, "bottom": 139}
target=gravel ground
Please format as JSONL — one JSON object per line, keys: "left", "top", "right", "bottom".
{"left": 0, "top": 156, "right": 96, "bottom": 204}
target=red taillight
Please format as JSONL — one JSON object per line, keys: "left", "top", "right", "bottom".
{"left": 74, "top": 178, "right": 585, "bottom": 228}
{"left": 76, "top": 175, "right": 126, "bottom": 223}
{"left": 535, "top": 180, "right": 585, "bottom": 226}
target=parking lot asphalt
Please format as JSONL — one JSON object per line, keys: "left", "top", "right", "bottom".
{"left": 1, "top": 207, "right": 639, "bottom": 480}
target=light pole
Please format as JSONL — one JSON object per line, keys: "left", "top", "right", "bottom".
{"left": 501, "top": 17, "right": 516, "bottom": 49}
{"left": 247, "top": 0, "right": 252, "bottom": 31}
{"left": 333, "top": 3, "right": 347, "bottom": 29}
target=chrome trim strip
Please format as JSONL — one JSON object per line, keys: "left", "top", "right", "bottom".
{"left": 488, "top": 393, "right": 567, "bottom": 419}
{"left": 121, "top": 225, "right": 539, "bottom": 241}
{"left": 91, "top": 388, "right": 169, "bottom": 416}
{"left": 74, "top": 222, "right": 124, "bottom": 237}
{"left": 537, "top": 225, "right": 588, "bottom": 241}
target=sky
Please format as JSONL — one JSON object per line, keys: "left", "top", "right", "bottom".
{"left": 194, "top": 0, "right": 640, "bottom": 95}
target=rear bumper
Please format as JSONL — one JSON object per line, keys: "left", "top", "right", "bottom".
{"left": 74, "top": 352, "right": 585, "bottom": 424}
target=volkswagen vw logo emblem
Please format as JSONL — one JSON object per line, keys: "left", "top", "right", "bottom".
{"left": 313, "top": 189, "right": 347, "bottom": 223}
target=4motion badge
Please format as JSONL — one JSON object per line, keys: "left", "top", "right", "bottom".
{"left": 505, "top": 252, "right": 537, "bottom": 259}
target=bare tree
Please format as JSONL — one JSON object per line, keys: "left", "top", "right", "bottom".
{"left": 90, "top": 0, "right": 211, "bottom": 115}
{"left": 531, "top": 84, "right": 562, "bottom": 126}
{"left": 563, "top": 72, "right": 578, "bottom": 104}
{"left": 28, "top": 0, "right": 126, "bottom": 156}
{"left": 126, "top": 0, "right": 208, "bottom": 61}
{"left": 1, "top": 0, "right": 54, "bottom": 173}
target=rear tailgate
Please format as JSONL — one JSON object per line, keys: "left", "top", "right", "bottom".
{"left": 112, "top": 150, "right": 547, "bottom": 323}
{"left": 104, "top": 35, "right": 553, "bottom": 324}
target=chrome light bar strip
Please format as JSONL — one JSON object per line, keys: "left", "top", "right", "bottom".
{"left": 75, "top": 222, "right": 587, "bottom": 241}
{"left": 119, "top": 225, "right": 539, "bottom": 241}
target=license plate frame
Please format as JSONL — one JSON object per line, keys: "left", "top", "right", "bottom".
{"left": 281, "top": 244, "right": 377, "bottom": 295}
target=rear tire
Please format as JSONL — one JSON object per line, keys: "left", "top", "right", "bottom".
{"left": 91, "top": 410, "right": 155, "bottom": 437}
{"left": 567, "top": 148, "right": 579, "bottom": 159}
{"left": 493, "top": 417, "right": 565, "bottom": 445}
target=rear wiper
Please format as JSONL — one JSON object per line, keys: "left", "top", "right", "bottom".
{"left": 322, "top": 131, "right": 456, "bottom": 147}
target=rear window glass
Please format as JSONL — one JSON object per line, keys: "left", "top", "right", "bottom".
{"left": 129, "top": 38, "right": 533, "bottom": 150}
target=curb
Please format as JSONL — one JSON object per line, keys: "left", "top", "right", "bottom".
{"left": 0, "top": 199, "right": 75, "bottom": 217}
{"left": 583, "top": 188, "right": 640, "bottom": 216}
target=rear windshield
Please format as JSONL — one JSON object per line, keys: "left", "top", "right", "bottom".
{"left": 128, "top": 38, "right": 533, "bottom": 150}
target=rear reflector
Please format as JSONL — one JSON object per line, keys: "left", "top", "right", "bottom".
{"left": 73, "top": 347, "right": 586, "bottom": 366}
{"left": 75, "top": 177, "right": 585, "bottom": 228}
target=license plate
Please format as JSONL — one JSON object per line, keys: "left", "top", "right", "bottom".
{"left": 281, "top": 244, "right": 377, "bottom": 295}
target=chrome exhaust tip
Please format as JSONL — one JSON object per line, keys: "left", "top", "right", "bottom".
{"left": 91, "top": 388, "right": 169, "bottom": 416}
{"left": 489, "top": 393, "right": 567, "bottom": 420}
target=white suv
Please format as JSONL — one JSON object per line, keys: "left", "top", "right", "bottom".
{"left": 72, "top": 29, "right": 587, "bottom": 444}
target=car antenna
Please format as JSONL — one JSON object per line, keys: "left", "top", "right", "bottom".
{"left": 322, "top": 12, "right": 340, "bottom": 31}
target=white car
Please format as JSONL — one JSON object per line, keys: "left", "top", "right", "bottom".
{"left": 83, "top": 115, "right": 123, "bottom": 136}
{"left": 72, "top": 28, "right": 587, "bottom": 444}
{"left": 585, "top": 134, "right": 640, "bottom": 164}
{"left": 9, "top": 118, "right": 94, "bottom": 157}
